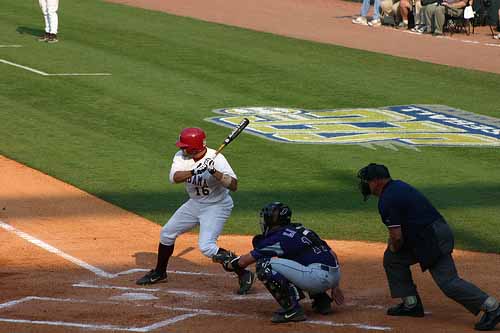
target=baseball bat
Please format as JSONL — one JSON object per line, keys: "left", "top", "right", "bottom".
{"left": 214, "top": 118, "right": 250, "bottom": 156}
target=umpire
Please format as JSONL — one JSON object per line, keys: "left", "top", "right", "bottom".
{"left": 357, "top": 163, "right": 500, "bottom": 331}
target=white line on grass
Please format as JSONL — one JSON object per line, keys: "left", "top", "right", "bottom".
{"left": 0, "top": 58, "right": 111, "bottom": 76}
{"left": 0, "top": 45, "right": 22, "bottom": 48}
{"left": 0, "top": 58, "right": 48, "bottom": 75}
{"left": 0, "top": 220, "right": 115, "bottom": 278}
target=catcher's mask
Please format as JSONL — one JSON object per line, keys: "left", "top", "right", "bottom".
{"left": 260, "top": 202, "right": 292, "bottom": 236}
{"left": 357, "top": 163, "right": 391, "bottom": 201}
{"left": 176, "top": 127, "right": 206, "bottom": 156}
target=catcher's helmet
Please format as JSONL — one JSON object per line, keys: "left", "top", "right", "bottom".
{"left": 357, "top": 163, "right": 391, "bottom": 201}
{"left": 260, "top": 202, "right": 292, "bottom": 236}
{"left": 176, "top": 127, "right": 206, "bottom": 155}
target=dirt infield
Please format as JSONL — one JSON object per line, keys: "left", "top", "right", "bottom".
{"left": 1, "top": 2, "right": 499, "bottom": 332}
{"left": 106, "top": 0, "right": 500, "bottom": 74}
{"left": 1, "top": 154, "right": 500, "bottom": 333}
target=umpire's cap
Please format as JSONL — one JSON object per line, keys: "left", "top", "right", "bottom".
{"left": 357, "top": 163, "right": 391, "bottom": 182}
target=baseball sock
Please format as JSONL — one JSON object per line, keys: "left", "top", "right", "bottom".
{"left": 155, "top": 243, "right": 174, "bottom": 274}
{"left": 481, "top": 296, "right": 499, "bottom": 312}
{"left": 403, "top": 296, "right": 418, "bottom": 308}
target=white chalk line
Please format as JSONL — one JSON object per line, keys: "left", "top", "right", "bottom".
{"left": 0, "top": 220, "right": 115, "bottom": 278}
{"left": 0, "top": 220, "right": 231, "bottom": 280}
{"left": 73, "top": 280, "right": 274, "bottom": 300}
{"left": 0, "top": 58, "right": 111, "bottom": 76}
{"left": 0, "top": 296, "right": 392, "bottom": 331}
{"left": 309, "top": 320, "right": 391, "bottom": 331}
{"left": 0, "top": 221, "right": 391, "bottom": 331}
{"left": 137, "top": 313, "right": 199, "bottom": 332}
{"left": 0, "top": 297, "right": 233, "bottom": 332}
{"left": 118, "top": 267, "right": 226, "bottom": 277}
{"left": 0, "top": 45, "right": 22, "bottom": 48}
{"left": 73, "top": 281, "right": 161, "bottom": 292}
{"left": 0, "top": 58, "right": 48, "bottom": 75}
{"left": 399, "top": 29, "right": 500, "bottom": 48}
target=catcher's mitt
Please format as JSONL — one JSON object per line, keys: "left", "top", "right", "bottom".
{"left": 212, "top": 250, "right": 239, "bottom": 272}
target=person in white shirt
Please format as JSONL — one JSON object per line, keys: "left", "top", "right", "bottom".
{"left": 136, "top": 127, "right": 255, "bottom": 295}
{"left": 38, "top": 0, "right": 59, "bottom": 43}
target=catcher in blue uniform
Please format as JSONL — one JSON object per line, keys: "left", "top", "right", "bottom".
{"left": 213, "top": 202, "right": 344, "bottom": 323}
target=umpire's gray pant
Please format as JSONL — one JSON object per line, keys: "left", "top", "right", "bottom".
{"left": 383, "top": 223, "right": 488, "bottom": 315}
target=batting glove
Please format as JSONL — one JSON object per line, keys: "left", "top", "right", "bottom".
{"left": 192, "top": 162, "right": 207, "bottom": 175}
{"left": 204, "top": 158, "right": 216, "bottom": 174}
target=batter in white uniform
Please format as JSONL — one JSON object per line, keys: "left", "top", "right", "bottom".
{"left": 38, "top": 0, "right": 59, "bottom": 43}
{"left": 136, "top": 127, "right": 255, "bottom": 294}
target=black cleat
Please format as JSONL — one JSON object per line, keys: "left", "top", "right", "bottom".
{"left": 136, "top": 269, "right": 167, "bottom": 285}
{"left": 38, "top": 32, "right": 50, "bottom": 42}
{"left": 475, "top": 306, "right": 500, "bottom": 331}
{"left": 387, "top": 296, "right": 425, "bottom": 317}
{"left": 237, "top": 270, "right": 255, "bottom": 295}
{"left": 47, "top": 34, "right": 58, "bottom": 43}
{"left": 271, "top": 306, "right": 306, "bottom": 323}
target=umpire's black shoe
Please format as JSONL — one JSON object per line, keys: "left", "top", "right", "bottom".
{"left": 311, "top": 292, "right": 333, "bottom": 315}
{"left": 237, "top": 270, "right": 255, "bottom": 295}
{"left": 271, "top": 306, "right": 306, "bottom": 323}
{"left": 136, "top": 269, "right": 167, "bottom": 285}
{"left": 387, "top": 297, "right": 425, "bottom": 317}
{"left": 475, "top": 306, "right": 500, "bottom": 331}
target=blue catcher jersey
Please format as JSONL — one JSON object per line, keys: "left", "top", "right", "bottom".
{"left": 250, "top": 224, "right": 338, "bottom": 267}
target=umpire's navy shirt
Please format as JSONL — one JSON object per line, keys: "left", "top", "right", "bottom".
{"left": 379, "top": 180, "right": 442, "bottom": 246}
{"left": 250, "top": 225, "right": 338, "bottom": 267}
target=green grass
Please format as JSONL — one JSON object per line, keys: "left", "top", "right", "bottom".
{"left": 1, "top": 0, "right": 499, "bottom": 252}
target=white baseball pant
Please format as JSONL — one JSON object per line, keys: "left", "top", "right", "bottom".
{"left": 39, "top": 0, "right": 59, "bottom": 34}
{"left": 160, "top": 196, "right": 233, "bottom": 257}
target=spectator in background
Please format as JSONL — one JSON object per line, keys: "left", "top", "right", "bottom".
{"left": 423, "top": 0, "right": 469, "bottom": 35}
{"left": 415, "top": 0, "right": 439, "bottom": 33}
{"left": 352, "top": 0, "right": 382, "bottom": 27}
{"left": 380, "top": 0, "right": 401, "bottom": 25}
{"left": 494, "top": 8, "right": 500, "bottom": 39}
{"left": 398, "top": 0, "right": 423, "bottom": 29}
{"left": 38, "top": 0, "right": 59, "bottom": 43}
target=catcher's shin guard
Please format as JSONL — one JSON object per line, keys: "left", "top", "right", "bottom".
{"left": 256, "top": 259, "right": 301, "bottom": 311}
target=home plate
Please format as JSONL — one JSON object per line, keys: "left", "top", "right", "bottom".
{"left": 109, "top": 293, "right": 159, "bottom": 301}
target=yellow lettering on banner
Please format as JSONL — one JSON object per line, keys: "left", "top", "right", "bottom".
{"left": 305, "top": 109, "right": 414, "bottom": 123}
{"left": 312, "top": 121, "right": 464, "bottom": 133}
{"left": 277, "top": 133, "right": 500, "bottom": 146}
{"left": 211, "top": 107, "right": 500, "bottom": 147}
{"left": 223, "top": 109, "right": 414, "bottom": 126}
{"left": 245, "top": 120, "right": 464, "bottom": 134}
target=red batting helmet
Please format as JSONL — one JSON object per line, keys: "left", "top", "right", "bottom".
{"left": 176, "top": 127, "right": 206, "bottom": 155}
